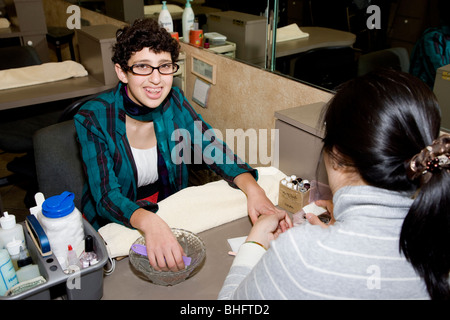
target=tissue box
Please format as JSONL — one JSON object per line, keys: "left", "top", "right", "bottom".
{"left": 204, "top": 32, "right": 227, "bottom": 45}
{"left": 278, "top": 180, "right": 310, "bottom": 213}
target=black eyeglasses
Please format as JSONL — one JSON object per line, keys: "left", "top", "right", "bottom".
{"left": 125, "top": 63, "right": 179, "bottom": 75}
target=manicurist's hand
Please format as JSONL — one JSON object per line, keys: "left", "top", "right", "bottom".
{"left": 305, "top": 200, "right": 335, "bottom": 228}
{"left": 233, "top": 172, "right": 280, "bottom": 223}
{"left": 130, "top": 208, "right": 186, "bottom": 271}
{"left": 246, "top": 209, "right": 293, "bottom": 250}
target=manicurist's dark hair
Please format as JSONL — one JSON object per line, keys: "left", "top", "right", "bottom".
{"left": 320, "top": 69, "right": 449, "bottom": 299}
{"left": 111, "top": 18, "right": 180, "bottom": 70}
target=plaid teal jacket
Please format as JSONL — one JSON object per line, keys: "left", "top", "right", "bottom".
{"left": 74, "top": 83, "right": 256, "bottom": 230}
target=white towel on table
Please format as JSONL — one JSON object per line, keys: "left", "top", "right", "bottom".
{"left": 0, "top": 60, "right": 88, "bottom": 91}
{"left": 0, "top": 18, "right": 11, "bottom": 28}
{"left": 276, "top": 23, "right": 309, "bottom": 42}
{"left": 98, "top": 166, "right": 286, "bottom": 258}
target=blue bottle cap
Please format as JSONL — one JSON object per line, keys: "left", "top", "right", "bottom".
{"left": 42, "top": 191, "right": 75, "bottom": 218}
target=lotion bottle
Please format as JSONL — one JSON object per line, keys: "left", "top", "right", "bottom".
{"left": 158, "top": 1, "right": 173, "bottom": 32}
{"left": 182, "top": 0, "right": 195, "bottom": 42}
{"left": 0, "top": 248, "right": 18, "bottom": 295}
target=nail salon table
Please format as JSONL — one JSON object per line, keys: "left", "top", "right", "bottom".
{"left": 0, "top": 75, "right": 115, "bottom": 111}
{"left": 101, "top": 216, "right": 252, "bottom": 300}
{"left": 276, "top": 26, "right": 356, "bottom": 77}
{"left": 276, "top": 26, "right": 356, "bottom": 59}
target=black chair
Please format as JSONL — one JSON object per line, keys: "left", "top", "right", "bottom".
{"left": 293, "top": 46, "right": 357, "bottom": 90}
{"left": 33, "top": 93, "right": 103, "bottom": 208}
{"left": 58, "top": 92, "right": 101, "bottom": 123}
{"left": 356, "top": 47, "right": 410, "bottom": 77}
{"left": 33, "top": 120, "right": 85, "bottom": 209}
{"left": 0, "top": 46, "right": 42, "bottom": 70}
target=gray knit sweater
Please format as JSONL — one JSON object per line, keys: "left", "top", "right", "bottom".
{"left": 218, "top": 185, "right": 429, "bottom": 299}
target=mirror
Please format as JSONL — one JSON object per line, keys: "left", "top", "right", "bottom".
{"left": 73, "top": 0, "right": 442, "bottom": 93}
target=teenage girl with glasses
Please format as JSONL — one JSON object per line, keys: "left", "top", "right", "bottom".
{"left": 74, "top": 18, "right": 289, "bottom": 272}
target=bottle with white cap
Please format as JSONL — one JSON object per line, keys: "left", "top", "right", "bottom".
{"left": 182, "top": 0, "right": 195, "bottom": 42}
{"left": 158, "top": 1, "right": 173, "bottom": 32}
{"left": 6, "top": 237, "right": 22, "bottom": 270}
{"left": 0, "top": 211, "right": 25, "bottom": 250}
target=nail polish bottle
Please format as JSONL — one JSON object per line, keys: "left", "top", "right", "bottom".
{"left": 79, "top": 235, "right": 98, "bottom": 268}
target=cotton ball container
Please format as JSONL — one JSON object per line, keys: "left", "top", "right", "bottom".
{"left": 38, "top": 191, "right": 84, "bottom": 262}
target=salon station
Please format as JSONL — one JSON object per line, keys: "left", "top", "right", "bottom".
{"left": 0, "top": 0, "right": 448, "bottom": 301}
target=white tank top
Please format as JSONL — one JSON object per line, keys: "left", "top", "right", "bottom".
{"left": 130, "top": 145, "right": 158, "bottom": 187}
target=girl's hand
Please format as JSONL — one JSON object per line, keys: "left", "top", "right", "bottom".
{"left": 233, "top": 172, "right": 279, "bottom": 223}
{"left": 305, "top": 200, "right": 335, "bottom": 228}
{"left": 130, "top": 209, "right": 186, "bottom": 271}
{"left": 246, "top": 209, "right": 293, "bottom": 249}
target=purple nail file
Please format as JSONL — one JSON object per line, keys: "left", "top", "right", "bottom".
{"left": 131, "top": 243, "right": 192, "bottom": 266}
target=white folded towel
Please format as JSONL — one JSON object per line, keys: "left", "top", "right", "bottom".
{"left": 276, "top": 23, "right": 309, "bottom": 43}
{"left": 0, "top": 18, "right": 11, "bottom": 28}
{"left": 0, "top": 60, "right": 88, "bottom": 91}
{"left": 99, "top": 166, "right": 286, "bottom": 258}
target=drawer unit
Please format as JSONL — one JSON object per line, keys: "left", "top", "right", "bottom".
{"left": 77, "top": 25, "right": 119, "bottom": 86}
{"left": 207, "top": 11, "right": 266, "bottom": 66}
{"left": 274, "top": 102, "right": 328, "bottom": 184}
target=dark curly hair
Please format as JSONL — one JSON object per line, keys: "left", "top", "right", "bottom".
{"left": 111, "top": 18, "right": 180, "bottom": 70}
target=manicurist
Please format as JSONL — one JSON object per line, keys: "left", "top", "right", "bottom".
{"left": 219, "top": 70, "right": 450, "bottom": 300}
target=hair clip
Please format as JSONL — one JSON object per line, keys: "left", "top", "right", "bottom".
{"left": 425, "top": 158, "right": 440, "bottom": 173}
{"left": 438, "top": 154, "right": 450, "bottom": 167}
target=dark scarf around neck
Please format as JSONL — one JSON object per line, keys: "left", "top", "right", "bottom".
{"left": 121, "top": 84, "right": 163, "bottom": 121}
